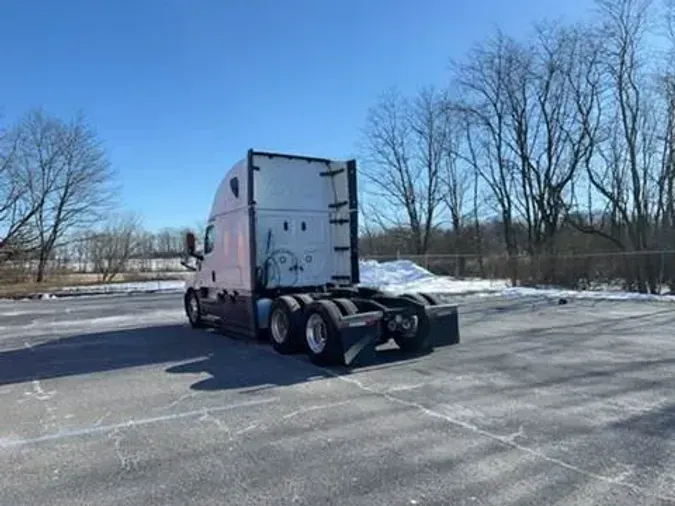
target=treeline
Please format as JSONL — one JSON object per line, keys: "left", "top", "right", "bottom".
{"left": 1, "top": 222, "right": 199, "bottom": 283}
{"left": 358, "top": 0, "right": 675, "bottom": 293}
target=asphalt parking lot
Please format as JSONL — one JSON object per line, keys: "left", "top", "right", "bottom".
{"left": 0, "top": 293, "right": 674, "bottom": 505}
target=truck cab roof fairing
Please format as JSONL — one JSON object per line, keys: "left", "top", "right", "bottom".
{"left": 207, "top": 157, "right": 248, "bottom": 222}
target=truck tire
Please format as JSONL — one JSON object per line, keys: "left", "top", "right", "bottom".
{"left": 269, "top": 296, "right": 304, "bottom": 354}
{"left": 394, "top": 321, "right": 430, "bottom": 354}
{"left": 303, "top": 300, "right": 345, "bottom": 366}
{"left": 395, "top": 293, "right": 432, "bottom": 353}
{"left": 185, "top": 290, "right": 205, "bottom": 328}
{"left": 332, "top": 297, "right": 358, "bottom": 316}
{"left": 292, "top": 293, "right": 314, "bottom": 308}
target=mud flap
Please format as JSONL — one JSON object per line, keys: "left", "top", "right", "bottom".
{"left": 337, "top": 311, "right": 383, "bottom": 366}
{"left": 424, "top": 304, "right": 460, "bottom": 348}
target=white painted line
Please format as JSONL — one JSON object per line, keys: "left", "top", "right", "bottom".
{"left": 386, "top": 382, "right": 426, "bottom": 393}
{"left": 327, "top": 372, "right": 675, "bottom": 503}
{"left": 0, "top": 397, "right": 279, "bottom": 450}
{"left": 282, "top": 400, "right": 352, "bottom": 420}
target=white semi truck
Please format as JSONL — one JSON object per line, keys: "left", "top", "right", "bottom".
{"left": 181, "top": 149, "right": 459, "bottom": 366}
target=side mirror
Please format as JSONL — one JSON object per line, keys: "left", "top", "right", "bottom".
{"left": 186, "top": 232, "right": 196, "bottom": 256}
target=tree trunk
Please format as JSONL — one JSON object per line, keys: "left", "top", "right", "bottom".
{"left": 35, "top": 251, "right": 48, "bottom": 283}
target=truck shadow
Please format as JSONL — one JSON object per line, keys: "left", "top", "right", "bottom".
{"left": 165, "top": 340, "right": 433, "bottom": 391}
{"left": 0, "top": 323, "right": 427, "bottom": 391}
{"left": 0, "top": 324, "right": 213, "bottom": 387}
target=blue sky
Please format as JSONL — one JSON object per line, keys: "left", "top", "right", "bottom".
{"left": 0, "top": 0, "right": 595, "bottom": 231}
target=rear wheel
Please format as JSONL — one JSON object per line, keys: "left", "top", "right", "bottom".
{"left": 395, "top": 293, "right": 431, "bottom": 353}
{"left": 393, "top": 318, "right": 430, "bottom": 353}
{"left": 269, "top": 296, "right": 304, "bottom": 354}
{"left": 185, "top": 290, "right": 205, "bottom": 328}
{"left": 303, "top": 300, "right": 345, "bottom": 366}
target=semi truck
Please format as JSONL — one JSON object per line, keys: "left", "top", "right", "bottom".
{"left": 181, "top": 149, "right": 460, "bottom": 366}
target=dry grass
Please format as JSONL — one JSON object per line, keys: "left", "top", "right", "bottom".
{"left": 0, "top": 271, "right": 190, "bottom": 298}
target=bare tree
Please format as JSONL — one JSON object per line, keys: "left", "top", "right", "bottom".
{"left": 436, "top": 104, "right": 472, "bottom": 234}
{"left": 429, "top": 101, "right": 474, "bottom": 275}
{"left": 360, "top": 87, "right": 446, "bottom": 254}
{"left": 576, "top": 0, "right": 662, "bottom": 291}
{"left": 654, "top": 0, "right": 675, "bottom": 287}
{"left": 507, "top": 22, "right": 602, "bottom": 281}
{"left": 452, "top": 31, "right": 521, "bottom": 281}
{"left": 89, "top": 213, "right": 142, "bottom": 282}
{"left": 135, "top": 230, "right": 156, "bottom": 271}
{"left": 70, "top": 231, "right": 95, "bottom": 273}
{"left": 0, "top": 116, "right": 49, "bottom": 262}
{"left": 12, "top": 110, "right": 117, "bottom": 282}
{"left": 155, "top": 228, "right": 173, "bottom": 257}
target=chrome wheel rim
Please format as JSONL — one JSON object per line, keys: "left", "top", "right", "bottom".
{"left": 270, "top": 309, "right": 289, "bottom": 344}
{"left": 306, "top": 313, "right": 328, "bottom": 354}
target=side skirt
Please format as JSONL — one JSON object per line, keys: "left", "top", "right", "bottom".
{"left": 201, "top": 291, "right": 257, "bottom": 339}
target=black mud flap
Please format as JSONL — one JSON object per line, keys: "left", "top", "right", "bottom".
{"left": 424, "top": 303, "right": 460, "bottom": 348}
{"left": 337, "top": 311, "right": 383, "bottom": 366}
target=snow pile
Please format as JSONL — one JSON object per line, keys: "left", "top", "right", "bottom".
{"left": 52, "top": 280, "right": 185, "bottom": 296}
{"left": 358, "top": 259, "right": 675, "bottom": 301}
{"left": 358, "top": 259, "right": 510, "bottom": 294}
{"left": 359, "top": 259, "right": 435, "bottom": 287}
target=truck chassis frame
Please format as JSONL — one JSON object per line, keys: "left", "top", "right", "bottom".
{"left": 184, "top": 284, "right": 459, "bottom": 367}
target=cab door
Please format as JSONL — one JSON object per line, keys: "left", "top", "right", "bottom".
{"left": 196, "top": 223, "right": 219, "bottom": 315}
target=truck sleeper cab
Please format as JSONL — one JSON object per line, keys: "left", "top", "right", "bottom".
{"left": 182, "top": 149, "right": 459, "bottom": 366}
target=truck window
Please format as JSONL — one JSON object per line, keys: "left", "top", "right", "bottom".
{"left": 204, "top": 224, "right": 215, "bottom": 255}
{"left": 229, "top": 177, "right": 239, "bottom": 198}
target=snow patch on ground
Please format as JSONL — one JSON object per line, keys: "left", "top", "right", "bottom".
{"left": 501, "top": 286, "right": 675, "bottom": 303}
{"left": 17, "top": 280, "right": 187, "bottom": 300}
{"left": 55, "top": 280, "right": 186, "bottom": 294}
{"left": 0, "top": 309, "right": 187, "bottom": 338}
